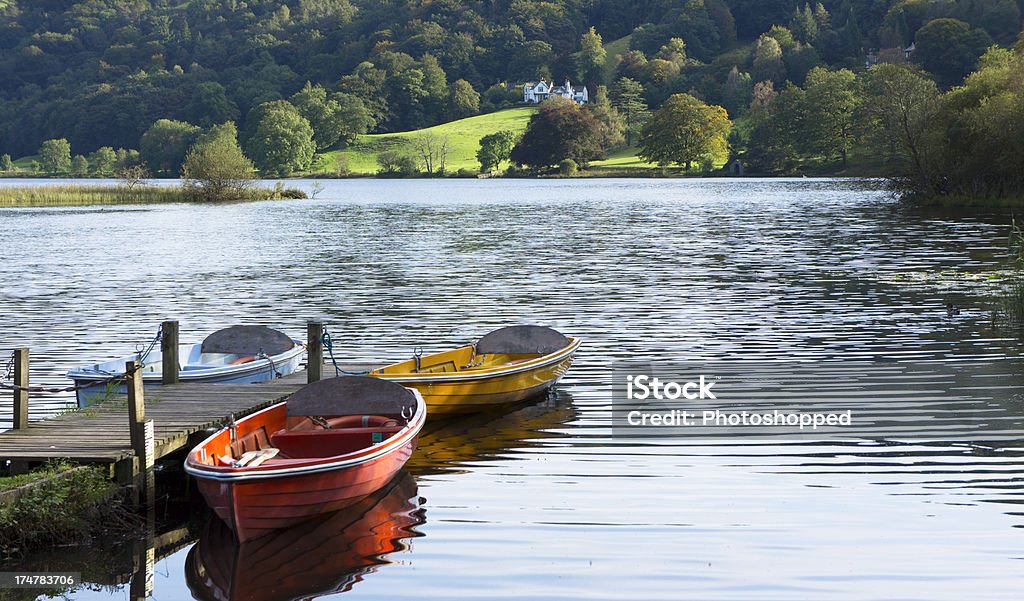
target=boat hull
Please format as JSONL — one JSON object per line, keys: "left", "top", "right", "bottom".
{"left": 372, "top": 338, "right": 580, "bottom": 415}
{"left": 196, "top": 435, "right": 416, "bottom": 542}
{"left": 69, "top": 342, "right": 304, "bottom": 406}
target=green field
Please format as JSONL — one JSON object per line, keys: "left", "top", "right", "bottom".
{"left": 317, "top": 107, "right": 537, "bottom": 175}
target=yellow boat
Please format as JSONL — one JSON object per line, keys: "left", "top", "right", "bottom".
{"left": 367, "top": 326, "right": 581, "bottom": 415}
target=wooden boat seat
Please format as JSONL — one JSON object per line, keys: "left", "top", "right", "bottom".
{"left": 270, "top": 425, "right": 404, "bottom": 458}
{"left": 229, "top": 426, "right": 272, "bottom": 458}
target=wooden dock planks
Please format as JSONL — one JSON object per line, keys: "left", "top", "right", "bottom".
{"left": 0, "top": 363, "right": 378, "bottom": 466}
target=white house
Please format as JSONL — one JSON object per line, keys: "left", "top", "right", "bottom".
{"left": 523, "top": 79, "right": 588, "bottom": 105}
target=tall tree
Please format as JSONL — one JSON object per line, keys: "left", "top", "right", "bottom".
{"left": 752, "top": 35, "right": 786, "bottom": 84}
{"left": 290, "top": 82, "right": 371, "bottom": 151}
{"left": 800, "top": 67, "right": 861, "bottom": 165}
{"left": 510, "top": 100, "right": 606, "bottom": 169}
{"left": 477, "top": 130, "right": 519, "bottom": 173}
{"left": 70, "top": 155, "right": 89, "bottom": 177}
{"left": 578, "top": 26, "right": 606, "bottom": 84}
{"left": 449, "top": 79, "right": 480, "bottom": 119}
{"left": 245, "top": 101, "right": 316, "bottom": 177}
{"left": 862, "top": 64, "right": 939, "bottom": 191}
{"left": 914, "top": 18, "right": 993, "bottom": 87}
{"left": 89, "top": 147, "right": 117, "bottom": 175}
{"left": 638, "top": 93, "right": 732, "bottom": 170}
{"left": 39, "top": 138, "right": 72, "bottom": 173}
{"left": 610, "top": 77, "right": 650, "bottom": 146}
{"left": 140, "top": 119, "right": 201, "bottom": 176}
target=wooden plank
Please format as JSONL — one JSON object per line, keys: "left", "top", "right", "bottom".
{"left": 0, "top": 362, "right": 377, "bottom": 465}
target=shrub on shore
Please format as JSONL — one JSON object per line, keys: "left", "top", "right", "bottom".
{"left": 0, "top": 462, "right": 135, "bottom": 556}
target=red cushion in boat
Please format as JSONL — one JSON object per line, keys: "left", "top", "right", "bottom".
{"left": 229, "top": 355, "right": 257, "bottom": 365}
{"left": 270, "top": 426, "right": 404, "bottom": 458}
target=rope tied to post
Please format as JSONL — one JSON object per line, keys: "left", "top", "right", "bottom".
{"left": 0, "top": 326, "right": 161, "bottom": 394}
{"left": 320, "top": 327, "right": 370, "bottom": 377}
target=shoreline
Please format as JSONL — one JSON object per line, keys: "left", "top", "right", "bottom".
{"left": 0, "top": 183, "right": 307, "bottom": 208}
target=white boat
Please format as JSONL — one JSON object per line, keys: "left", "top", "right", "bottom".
{"left": 67, "top": 325, "right": 305, "bottom": 406}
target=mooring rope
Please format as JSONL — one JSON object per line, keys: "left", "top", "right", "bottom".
{"left": 0, "top": 327, "right": 159, "bottom": 394}
{"left": 320, "top": 328, "right": 370, "bottom": 376}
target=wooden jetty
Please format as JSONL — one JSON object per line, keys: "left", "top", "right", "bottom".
{"left": 0, "top": 321, "right": 376, "bottom": 484}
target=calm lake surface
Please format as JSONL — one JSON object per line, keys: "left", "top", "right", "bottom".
{"left": 1, "top": 178, "right": 1023, "bottom": 600}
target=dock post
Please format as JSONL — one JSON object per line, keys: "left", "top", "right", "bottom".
{"left": 161, "top": 320, "right": 179, "bottom": 385}
{"left": 307, "top": 320, "right": 323, "bottom": 383}
{"left": 126, "top": 360, "right": 154, "bottom": 506}
{"left": 13, "top": 348, "right": 28, "bottom": 429}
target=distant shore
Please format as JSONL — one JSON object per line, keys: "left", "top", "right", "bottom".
{"left": 0, "top": 183, "right": 306, "bottom": 208}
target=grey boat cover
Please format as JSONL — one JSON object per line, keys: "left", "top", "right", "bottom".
{"left": 475, "top": 325, "right": 569, "bottom": 356}
{"left": 286, "top": 376, "right": 418, "bottom": 417}
{"left": 200, "top": 325, "right": 294, "bottom": 357}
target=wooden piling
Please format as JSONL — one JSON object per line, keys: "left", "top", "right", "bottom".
{"left": 13, "top": 348, "right": 29, "bottom": 430}
{"left": 161, "top": 320, "right": 179, "bottom": 385}
{"left": 307, "top": 320, "right": 323, "bottom": 383}
{"left": 126, "top": 360, "right": 146, "bottom": 461}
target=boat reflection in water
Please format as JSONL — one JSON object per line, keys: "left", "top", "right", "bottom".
{"left": 408, "top": 387, "right": 579, "bottom": 476}
{"left": 185, "top": 472, "right": 423, "bottom": 601}
{"left": 184, "top": 389, "right": 578, "bottom": 600}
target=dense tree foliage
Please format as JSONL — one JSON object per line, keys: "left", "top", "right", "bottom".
{"left": 477, "top": 130, "right": 518, "bottom": 173}
{"left": 244, "top": 100, "right": 316, "bottom": 176}
{"left": 0, "top": 0, "right": 1019, "bottom": 184}
{"left": 140, "top": 119, "right": 201, "bottom": 176}
{"left": 638, "top": 93, "right": 732, "bottom": 169}
{"left": 913, "top": 18, "right": 993, "bottom": 88}
{"left": 39, "top": 138, "right": 71, "bottom": 173}
{"left": 510, "top": 100, "right": 607, "bottom": 169}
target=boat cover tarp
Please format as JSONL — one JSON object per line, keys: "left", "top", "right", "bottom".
{"left": 475, "top": 325, "right": 569, "bottom": 355}
{"left": 286, "top": 376, "right": 417, "bottom": 417}
{"left": 201, "top": 325, "right": 294, "bottom": 357}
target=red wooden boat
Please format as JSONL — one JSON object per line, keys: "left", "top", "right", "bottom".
{"left": 184, "top": 376, "right": 426, "bottom": 542}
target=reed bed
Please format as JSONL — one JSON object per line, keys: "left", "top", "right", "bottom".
{"left": 0, "top": 183, "right": 306, "bottom": 207}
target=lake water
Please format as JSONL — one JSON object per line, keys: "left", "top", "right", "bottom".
{"left": 1, "top": 178, "right": 1023, "bottom": 600}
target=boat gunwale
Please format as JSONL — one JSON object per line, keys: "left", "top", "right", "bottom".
{"left": 66, "top": 339, "right": 306, "bottom": 383}
{"left": 183, "top": 389, "right": 426, "bottom": 482}
{"left": 374, "top": 337, "right": 581, "bottom": 383}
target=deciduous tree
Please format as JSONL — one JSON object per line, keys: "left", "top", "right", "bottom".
{"left": 914, "top": 18, "right": 993, "bottom": 87}
{"left": 182, "top": 122, "right": 255, "bottom": 200}
{"left": 509, "top": 100, "right": 606, "bottom": 170}
{"left": 70, "top": 154, "right": 89, "bottom": 177}
{"left": 89, "top": 147, "right": 117, "bottom": 175}
{"left": 245, "top": 101, "right": 316, "bottom": 177}
{"left": 39, "top": 138, "right": 72, "bottom": 173}
{"left": 638, "top": 93, "right": 732, "bottom": 170}
{"left": 477, "top": 130, "right": 519, "bottom": 173}
{"left": 140, "top": 120, "right": 201, "bottom": 176}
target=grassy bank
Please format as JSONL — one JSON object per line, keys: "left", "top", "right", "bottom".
{"left": 317, "top": 107, "right": 537, "bottom": 175}
{"left": 0, "top": 183, "right": 306, "bottom": 207}
{"left": 0, "top": 462, "right": 133, "bottom": 556}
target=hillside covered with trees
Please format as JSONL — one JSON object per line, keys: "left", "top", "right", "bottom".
{"left": 0, "top": 0, "right": 1022, "bottom": 196}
